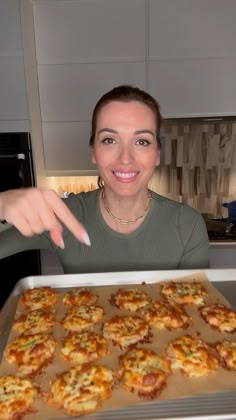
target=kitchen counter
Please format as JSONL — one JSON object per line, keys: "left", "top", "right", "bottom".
{"left": 210, "top": 240, "right": 236, "bottom": 246}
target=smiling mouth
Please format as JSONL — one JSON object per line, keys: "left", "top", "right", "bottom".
{"left": 113, "top": 171, "right": 138, "bottom": 179}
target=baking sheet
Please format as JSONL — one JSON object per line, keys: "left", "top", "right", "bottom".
{"left": 1, "top": 269, "right": 236, "bottom": 420}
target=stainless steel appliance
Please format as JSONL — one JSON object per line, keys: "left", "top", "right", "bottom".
{"left": 0, "top": 132, "right": 41, "bottom": 309}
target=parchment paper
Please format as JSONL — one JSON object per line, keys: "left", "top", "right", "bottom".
{"left": 1, "top": 271, "right": 236, "bottom": 419}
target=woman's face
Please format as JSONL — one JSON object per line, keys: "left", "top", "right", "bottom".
{"left": 92, "top": 100, "right": 160, "bottom": 197}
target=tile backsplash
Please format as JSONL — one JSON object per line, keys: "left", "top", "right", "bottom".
{"left": 150, "top": 118, "right": 236, "bottom": 217}
{"left": 45, "top": 118, "right": 236, "bottom": 218}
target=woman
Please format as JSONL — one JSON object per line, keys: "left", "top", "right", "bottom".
{"left": 0, "top": 85, "right": 209, "bottom": 273}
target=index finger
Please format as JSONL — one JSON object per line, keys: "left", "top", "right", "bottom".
{"left": 44, "top": 191, "right": 91, "bottom": 246}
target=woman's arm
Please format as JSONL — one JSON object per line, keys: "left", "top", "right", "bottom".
{"left": 0, "top": 188, "right": 90, "bottom": 250}
{"left": 178, "top": 206, "right": 210, "bottom": 269}
{"left": 0, "top": 225, "right": 53, "bottom": 260}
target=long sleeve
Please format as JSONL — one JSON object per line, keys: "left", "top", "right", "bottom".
{"left": 178, "top": 207, "right": 210, "bottom": 269}
{"left": 0, "top": 225, "right": 53, "bottom": 260}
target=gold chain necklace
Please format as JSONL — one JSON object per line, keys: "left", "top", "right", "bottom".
{"left": 101, "top": 189, "right": 152, "bottom": 225}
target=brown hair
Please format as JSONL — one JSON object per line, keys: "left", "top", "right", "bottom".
{"left": 89, "top": 85, "right": 162, "bottom": 187}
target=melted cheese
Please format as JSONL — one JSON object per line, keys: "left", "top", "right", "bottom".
{"left": 60, "top": 331, "right": 109, "bottom": 364}
{"left": 111, "top": 288, "right": 150, "bottom": 312}
{"left": 0, "top": 376, "right": 37, "bottom": 419}
{"left": 216, "top": 340, "right": 236, "bottom": 370}
{"left": 103, "top": 316, "right": 149, "bottom": 349}
{"left": 200, "top": 304, "right": 236, "bottom": 332}
{"left": 20, "top": 287, "right": 58, "bottom": 310}
{"left": 119, "top": 348, "right": 171, "bottom": 397}
{"left": 141, "top": 300, "right": 191, "bottom": 330}
{"left": 61, "top": 305, "right": 103, "bottom": 332}
{"left": 166, "top": 334, "right": 219, "bottom": 377}
{"left": 161, "top": 282, "right": 207, "bottom": 306}
{"left": 4, "top": 334, "right": 56, "bottom": 376}
{"left": 63, "top": 288, "right": 97, "bottom": 307}
{"left": 47, "top": 365, "right": 114, "bottom": 416}
{"left": 13, "top": 310, "right": 55, "bottom": 335}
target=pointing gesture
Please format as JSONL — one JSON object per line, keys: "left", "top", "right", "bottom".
{"left": 0, "top": 188, "right": 91, "bottom": 248}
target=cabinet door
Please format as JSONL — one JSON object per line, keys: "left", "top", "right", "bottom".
{"left": 41, "top": 62, "right": 146, "bottom": 175}
{"left": 32, "top": 0, "right": 146, "bottom": 174}
{"left": 149, "top": 58, "right": 236, "bottom": 118}
{"left": 148, "top": 0, "right": 236, "bottom": 117}
{"left": 38, "top": 62, "right": 146, "bottom": 122}
{"left": 0, "top": 1, "right": 29, "bottom": 131}
{"left": 33, "top": 0, "right": 146, "bottom": 64}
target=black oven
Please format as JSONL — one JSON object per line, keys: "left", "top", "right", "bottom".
{"left": 0, "top": 132, "right": 41, "bottom": 309}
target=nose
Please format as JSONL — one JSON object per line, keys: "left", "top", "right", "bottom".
{"left": 118, "top": 143, "right": 134, "bottom": 164}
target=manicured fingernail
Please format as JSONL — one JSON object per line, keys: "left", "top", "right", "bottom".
{"left": 59, "top": 237, "right": 65, "bottom": 249}
{"left": 82, "top": 231, "right": 91, "bottom": 246}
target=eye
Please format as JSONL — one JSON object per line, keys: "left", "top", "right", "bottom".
{"left": 136, "top": 138, "right": 151, "bottom": 146}
{"left": 101, "top": 137, "right": 116, "bottom": 145}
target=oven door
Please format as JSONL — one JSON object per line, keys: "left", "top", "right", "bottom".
{"left": 0, "top": 152, "right": 41, "bottom": 309}
{"left": 0, "top": 153, "right": 30, "bottom": 191}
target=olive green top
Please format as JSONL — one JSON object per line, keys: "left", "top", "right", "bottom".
{"left": 0, "top": 189, "right": 209, "bottom": 273}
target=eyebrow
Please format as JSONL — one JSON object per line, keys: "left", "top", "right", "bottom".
{"left": 97, "top": 128, "right": 155, "bottom": 137}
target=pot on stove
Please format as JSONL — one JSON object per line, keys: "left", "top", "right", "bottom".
{"left": 222, "top": 201, "right": 236, "bottom": 221}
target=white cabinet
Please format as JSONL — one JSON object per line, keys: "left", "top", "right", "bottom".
{"left": 26, "top": 0, "right": 236, "bottom": 175}
{"left": 33, "top": 0, "right": 146, "bottom": 64}
{"left": 210, "top": 244, "right": 236, "bottom": 268}
{"left": 149, "top": 58, "right": 236, "bottom": 118}
{"left": 0, "top": 1, "right": 29, "bottom": 131}
{"left": 148, "top": 0, "right": 236, "bottom": 118}
{"left": 38, "top": 62, "right": 146, "bottom": 122}
{"left": 32, "top": 0, "right": 146, "bottom": 175}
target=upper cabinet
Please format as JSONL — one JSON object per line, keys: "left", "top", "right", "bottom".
{"left": 148, "top": 0, "right": 236, "bottom": 117}
{"left": 0, "top": 1, "right": 29, "bottom": 131}
{"left": 23, "top": 0, "right": 236, "bottom": 175}
{"left": 33, "top": 0, "right": 146, "bottom": 64}
{"left": 32, "top": 0, "right": 146, "bottom": 175}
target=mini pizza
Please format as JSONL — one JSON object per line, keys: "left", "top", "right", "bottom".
{"left": 60, "top": 331, "right": 109, "bottom": 364}
{"left": 0, "top": 375, "right": 38, "bottom": 420}
{"left": 13, "top": 310, "right": 56, "bottom": 335}
{"left": 161, "top": 281, "right": 207, "bottom": 306}
{"left": 215, "top": 340, "right": 236, "bottom": 371}
{"left": 200, "top": 303, "right": 236, "bottom": 333}
{"left": 46, "top": 364, "right": 114, "bottom": 417}
{"left": 103, "top": 315, "right": 150, "bottom": 349}
{"left": 20, "top": 287, "right": 58, "bottom": 310}
{"left": 61, "top": 304, "right": 104, "bottom": 332}
{"left": 118, "top": 348, "right": 171, "bottom": 398}
{"left": 140, "top": 300, "right": 191, "bottom": 330}
{"left": 165, "top": 334, "right": 219, "bottom": 377}
{"left": 4, "top": 334, "right": 56, "bottom": 376}
{"left": 110, "top": 288, "right": 150, "bottom": 312}
{"left": 63, "top": 288, "right": 98, "bottom": 307}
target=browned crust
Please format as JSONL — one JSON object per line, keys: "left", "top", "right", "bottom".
{"left": 161, "top": 281, "right": 207, "bottom": 306}
{"left": 13, "top": 310, "right": 56, "bottom": 335}
{"left": 20, "top": 287, "right": 58, "bottom": 310}
{"left": 4, "top": 335, "right": 56, "bottom": 377}
{"left": 60, "top": 332, "right": 109, "bottom": 364}
{"left": 45, "top": 365, "right": 114, "bottom": 416}
{"left": 200, "top": 304, "right": 236, "bottom": 333}
{"left": 110, "top": 288, "right": 150, "bottom": 312}
{"left": 140, "top": 301, "right": 191, "bottom": 331}
{"left": 214, "top": 340, "right": 236, "bottom": 371}
{"left": 62, "top": 288, "right": 98, "bottom": 307}
{"left": 118, "top": 348, "right": 170, "bottom": 399}
{"left": 0, "top": 376, "right": 38, "bottom": 420}
{"left": 103, "top": 315, "right": 151, "bottom": 349}
{"left": 165, "top": 334, "right": 219, "bottom": 377}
